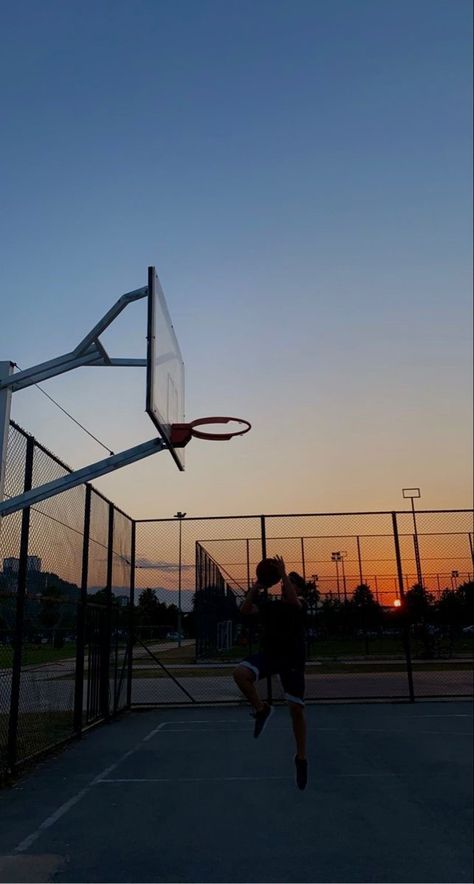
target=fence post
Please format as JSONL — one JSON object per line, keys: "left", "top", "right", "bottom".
{"left": 260, "top": 515, "right": 273, "bottom": 704}
{"left": 392, "top": 512, "right": 415, "bottom": 703}
{"left": 195, "top": 541, "right": 200, "bottom": 658}
{"left": 126, "top": 519, "right": 136, "bottom": 708}
{"left": 356, "top": 536, "right": 364, "bottom": 586}
{"left": 301, "top": 537, "right": 306, "bottom": 580}
{"left": 260, "top": 515, "right": 267, "bottom": 560}
{"left": 101, "top": 503, "right": 114, "bottom": 718}
{"left": 0, "top": 363, "right": 14, "bottom": 508}
{"left": 74, "top": 484, "right": 91, "bottom": 735}
{"left": 7, "top": 433, "right": 34, "bottom": 770}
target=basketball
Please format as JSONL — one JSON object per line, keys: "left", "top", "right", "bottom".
{"left": 256, "top": 558, "right": 281, "bottom": 588}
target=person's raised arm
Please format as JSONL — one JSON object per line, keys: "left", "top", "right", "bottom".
{"left": 274, "top": 555, "right": 302, "bottom": 607}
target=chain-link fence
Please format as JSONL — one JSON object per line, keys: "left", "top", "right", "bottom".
{"left": 1, "top": 420, "right": 473, "bottom": 776}
{"left": 0, "top": 422, "right": 133, "bottom": 779}
{"left": 132, "top": 512, "right": 473, "bottom": 706}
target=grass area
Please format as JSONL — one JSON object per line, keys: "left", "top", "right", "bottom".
{"left": 2, "top": 634, "right": 471, "bottom": 671}
{"left": 134, "top": 642, "right": 196, "bottom": 664}
{"left": 0, "top": 643, "right": 78, "bottom": 669}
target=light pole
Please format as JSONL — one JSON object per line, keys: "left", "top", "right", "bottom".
{"left": 451, "top": 570, "right": 459, "bottom": 591}
{"left": 331, "top": 552, "right": 341, "bottom": 601}
{"left": 340, "top": 551, "right": 347, "bottom": 602}
{"left": 307, "top": 574, "right": 319, "bottom": 646}
{"left": 174, "top": 511, "right": 186, "bottom": 647}
{"left": 402, "top": 488, "right": 423, "bottom": 588}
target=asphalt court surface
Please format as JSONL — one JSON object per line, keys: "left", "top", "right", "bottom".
{"left": 0, "top": 701, "right": 472, "bottom": 883}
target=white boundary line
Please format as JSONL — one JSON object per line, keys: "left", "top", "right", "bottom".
{"left": 99, "top": 776, "right": 293, "bottom": 783}
{"left": 12, "top": 712, "right": 474, "bottom": 854}
{"left": 411, "top": 714, "right": 471, "bottom": 718}
{"left": 14, "top": 722, "right": 169, "bottom": 853}
{"left": 153, "top": 726, "right": 473, "bottom": 736}
{"left": 97, "top": 773, "right": 399, "bottom": 783}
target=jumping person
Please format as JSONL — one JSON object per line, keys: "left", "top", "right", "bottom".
{"left": 233, "top": 555, "right": 308, "bottom": 790}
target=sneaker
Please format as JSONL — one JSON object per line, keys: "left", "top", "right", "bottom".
{"left": 295, "top": 756, "right": 308, "bottom": 790}
{"left": 253, "top": 703, "right": 274, "bottom": 738}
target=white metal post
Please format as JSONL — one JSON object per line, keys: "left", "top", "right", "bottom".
{"left": 0, "top": 361, "right": 14, "bottom": 504}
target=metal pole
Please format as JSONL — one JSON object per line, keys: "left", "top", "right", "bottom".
{"left": 468, "top": 533, "right": 474, "bottom": 568}
{"left": 127, "top": 519, "right": 136, "bottom": 708}
{"left": 335, "top": 559, "right": 340, "bottom": 600}
{"left": 392, "top": 512, "right": 415, "bottom": 703}
{"left": 260, "top": 515, "right": 267, "bottom": 560}
{"left": 174, "top": 513, "right": 186, "bottom": 647}
{"left": 0, "top": 362, "right": 14, "bottom": 507}
{"left": 356, "top": 535, "right": 363, "bottom": 586}
{"left": 300, "top": 537, "right": 306, "bottom": 581}
{"left": 74, "top": 484, "right": 91, "bottom": 735}
{"left": 101, "top": 504, "right": 114, "bottom": 719}
{"left": 246, "top": 538, "right": 250, "bottom": 590}
{"left": 195, "top": 541, "right": 199, "bottom": 660}
{"left": 0, "top": 436, "right": 167, "bottom": 518}
{"left": 7, "top": 433, "right": 34, "bottom": 770}
{"left": 341, "top": 555, "right": 347, "bottom": 603}
{"left": 178, "top": 519, "right": 182, "bottom": 647}
{"left": 411, "top": 498, "right": 423, "bottom": 587}
{"left": 260, "top": 515, "right": 272, "bottom": 704}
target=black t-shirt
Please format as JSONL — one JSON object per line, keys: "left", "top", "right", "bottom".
{"left": 256, "top": 596, "right": 307, "bottom": 662}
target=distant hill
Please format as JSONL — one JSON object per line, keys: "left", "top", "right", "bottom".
{"left": 90, "top": 586, "right": 195, "bottom": 612}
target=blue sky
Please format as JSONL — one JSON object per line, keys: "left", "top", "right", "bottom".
{"left": 1, "top": 0, "right": 472, "bottom": 518}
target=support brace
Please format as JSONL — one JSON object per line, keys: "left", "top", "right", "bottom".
{"left": 0, "top": 285, "right": 153, "bottom": 514}
{"left": 0, "top": 286, "right": 148, "bottom": 394}
{"left": 0, "top": 437, "right": 166, "bottom": 517}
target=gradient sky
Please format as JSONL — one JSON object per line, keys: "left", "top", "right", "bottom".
{"left": 1, "top": 0, "right": 472, "bottom": 520}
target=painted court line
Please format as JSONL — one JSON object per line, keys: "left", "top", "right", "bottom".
{"left": 98, "top": 776, "right": 293, "bottom": 783}
{"left": 14, "top": 721, "right": 169, "bottom": 854}
{"left": 143, "top": 720, "right": 242, "bottom": 740}
{"left": 162, "top": 720, "right": 242, "bottom": 725}
{"left": 12, "top": 713, "right": 472, "bottom": 853}
{"left": 155, "top": 726, "right": 473, "bottom": 736}
{"left": 97, "top": 772, "right": 399, "bottom": 784}
{"left": 411, "top": 714, "right": 471, "bottom": 718}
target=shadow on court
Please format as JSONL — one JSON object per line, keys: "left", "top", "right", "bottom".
{"left": 0, "top": 701, "right": 472, "bottom": 883}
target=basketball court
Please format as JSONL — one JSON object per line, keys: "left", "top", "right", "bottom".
{"left": 1, "top": 271, "right": 473, "bottom": 882}
{"left": 0, "top": 700, "right": 472, "bottom": 883}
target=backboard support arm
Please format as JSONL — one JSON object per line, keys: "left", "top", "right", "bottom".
{"left": 0, "top": 286, "right": 148, "bottom": 394}
{"left": 0, "top": 436, "right": 167, "bottom": 517}
{"left": 0, "top": 285, "right": 149, "bottom": 508}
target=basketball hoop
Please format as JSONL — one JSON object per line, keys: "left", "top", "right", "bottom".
{"left": 170, "top": 416, "right": 251, "bottom": 447}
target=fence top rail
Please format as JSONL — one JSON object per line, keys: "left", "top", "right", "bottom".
{"left": 9, "top": 419, "right": 133, "bottom": 523}
{"left": 136, "top": 509, "right": 474, "bottom": 524}
{"left": 195, "top": 529, "right": 474, "bottom": 543}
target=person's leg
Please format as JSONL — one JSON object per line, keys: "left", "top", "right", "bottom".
{"left": 289, "top": 702, "right": 307, "bottom": 759}
{"left": 280, "top": 666, "right": 308, "bottom": 788}
{"left": 233, "top": 664, "right": 265, "bottom": 712}
{"left": 233, "top": 656, "right": 274, "bottom": 738}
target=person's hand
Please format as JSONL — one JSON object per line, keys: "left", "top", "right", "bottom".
{"left": 273, "top": 555, "right": 286, "bottom": 577}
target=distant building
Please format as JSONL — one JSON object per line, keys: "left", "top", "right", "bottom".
{"left": 3, "top": 556, "right": 42, "bottom": 575}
